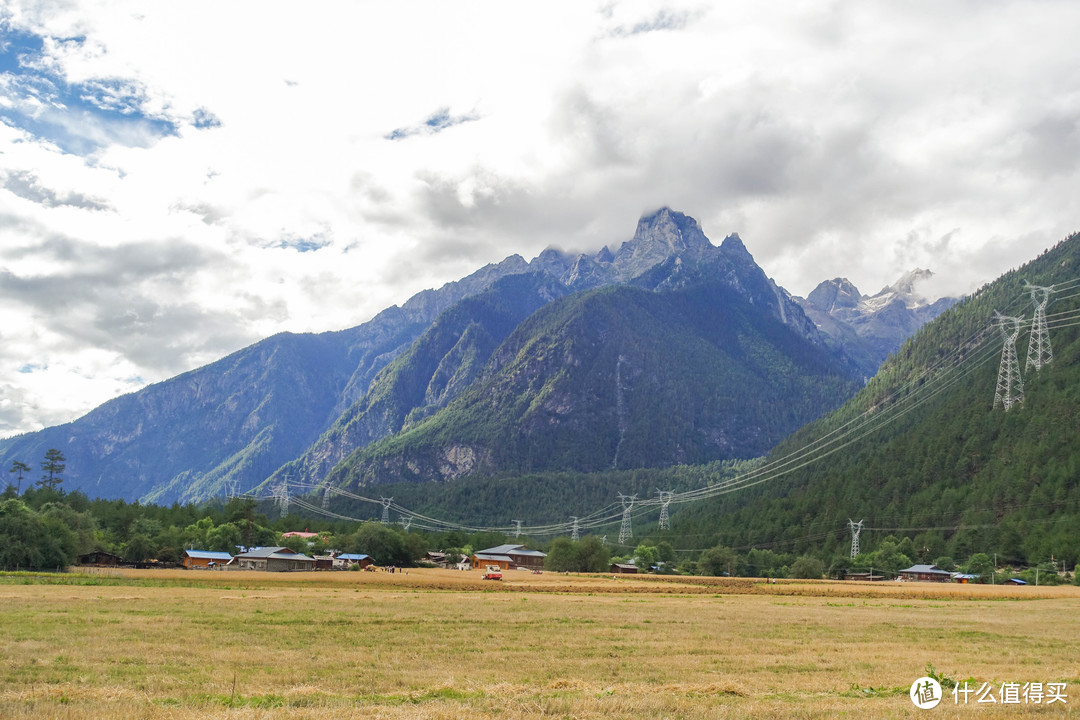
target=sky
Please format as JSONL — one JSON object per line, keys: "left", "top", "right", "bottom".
{"left": 1, "top": 1, "right": 1078, "bottom": 438}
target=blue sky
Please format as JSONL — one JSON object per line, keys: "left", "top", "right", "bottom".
{"left": 1, "top": 0, "right": 1079, "bottom": 437}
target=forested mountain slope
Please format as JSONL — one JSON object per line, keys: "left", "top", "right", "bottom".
{"left": 326, "top": 276, "right": 861, "bottom": 487}
{"left": 669, "top": 232, "right": 1080, "bottom": 567}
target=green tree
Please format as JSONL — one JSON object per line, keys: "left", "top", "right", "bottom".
{"left": 576, "top": 536, "right": 610, "bottom": 573}
{"left": 38, "top": 449, "right": 66, "bottom": 491}
{"left": 964, "top": 553, "right": 995, "bottom": 582}
{"left": 933, "top": 556, "right": 956, "bottom": 572}
{"left": 545, "top": 537, "right": 578, "bottom": 572}
{"left": 8, "top": 460, "right": 29, "bottom": 494}
{"left": 789, "top": 555, "right": 824, "bottom": 579}
{"left": 655, "top": 541, "right": 676, "bottom": 564}
{"left": 0, "top": 498, "right": 77, "bottom": 570}
{"left": 207, "top": 523, "right": 243, "bottom": 554}
{"left": 634, "top": 544, "right": 659, "bottom": 570}
{"left": 698, "top": 544, "right": 738, "bottom": 576}
{"left": 346, "top": 523, "right": 413, "bottom": 566}
{"left": 182, "top": 517, "right": 214, "bottom": 550}
{"left": 279, "top": 533, "right": 312, "bottom": 554}
{"left": 125, "top": 534, "right": 155, "bottom": 563}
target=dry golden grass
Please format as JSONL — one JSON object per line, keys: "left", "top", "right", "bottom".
{"left": 1, "top": 568, "right": 1078, "bottom": 718}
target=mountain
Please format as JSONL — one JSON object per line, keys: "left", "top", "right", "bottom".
{"left": 265, "top": 272, "right": 573, "bottom": 493}
{"left": 670, "top": 231, "right": 1080, "bottom": 566}
{"left": 0, "top": 207, "right": 949, "bottom": 504}
{"left": 265, "top": 208, "right": 839, "bottom": 491}
{"left": 0, "top": 254, "right": 570, "bottom": 504}
{"left": 321, "top": 243, "right": 861, "bottom": 487}
{"left": 796, "top": 269, "right": 958, "bottom": 378}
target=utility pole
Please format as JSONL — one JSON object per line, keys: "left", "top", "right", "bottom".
{"left": 1023, "top": 282, "right": 1055, "bottom": 373}
{"left": 993, "top": 312, "right": 1025, "bottom": 411}
{"left": 848, "top": 519, "right": 864, "bottom": 558}
{"left": 657, "top": 489, "right": 674, "bottom": 531}
{"left": 380, "top": 497, "right": 393, "bottom": 524}
{"left": 618, "top": 494, "right": 636, "bottom": 545}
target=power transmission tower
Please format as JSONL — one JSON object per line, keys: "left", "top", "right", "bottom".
{"left": 399, "top": 517, "right": 412, "bottom": 532}
{"left": 617, "top": 493, "right": 636, "bottom": 545}
{"left": 848, "top": 519, "right": 863, "bottom": 558}
{"left": 570, "top": 516, "right": 580, "bottom": 542}
{"left": 657, "top": 489, "right": 674, "bottom": 530}
{"left": 380, "top": 497, "right": 393, "bottom": 524}
{"left": 1023, "top": 282, "right": 1055, "bottom": 373}
{"left": 993, "top": 312, "right": 1025, "bottom": 411}
{"left": 512, "top": 520, "right": 522, "bottom": 539}
{"left": 321, "top": 484, "right": 331, "bottom": 510}
{"left": 276, "top": 483, "right": 290, "bottom": 519}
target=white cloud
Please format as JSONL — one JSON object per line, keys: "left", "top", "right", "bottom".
{"left": 1, "top": 0, "right": 1079, "bottom": 436}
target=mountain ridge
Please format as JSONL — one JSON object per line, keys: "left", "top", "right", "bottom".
{"left": 0, "top": 207, "right": 954, "bottom": 503}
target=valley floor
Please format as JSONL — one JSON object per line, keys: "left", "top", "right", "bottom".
{"left": 1, "top": 568, "right": 1077, "bottom": 718}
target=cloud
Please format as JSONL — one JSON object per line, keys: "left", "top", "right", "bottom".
{"left": 1, "top": 0, "right": 1079, "bottom": 438}
{"left": 2, "top": 169, "right": 110, "bottom": 209}
{"left": 386, "top": 107, "right": 480, "bottom": 141}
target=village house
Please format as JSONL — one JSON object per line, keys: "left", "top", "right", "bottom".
{"left": 897, "top": 564, "right": 954, "bottom": 582}
{"left": 229, "top": 546, "right": 316, "bottom": 572}
{"left": 333, "top": 553, "right": 373, "bottom": 569}
{"left": 183, "top": 550, "right": 234, "bottom": 569}
{"left": 77, "top": 550, "right": 125, "bottom": 567}
{"left": 472, "top": 544, "right": 547, "bottom": 571}
{"left": 610, "top": 563, "right": 638, "bottom": 574}
{"left": 843, "top": 570, "right": 886, "bottom": 581}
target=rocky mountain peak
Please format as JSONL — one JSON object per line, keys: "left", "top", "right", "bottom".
{"left": 805, "top": 278, "right": 862, "bottom": 313}
{"left": 877, "top": 268, "right": 933, "bottom": 299}
{"left": 719, "top": 232, "right": 755, "bottom": 262}
{"left": 612, "top": 207, "right": 714, "bottom": 278}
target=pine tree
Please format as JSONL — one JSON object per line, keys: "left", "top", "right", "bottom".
{"left": 38, "top": 449, "right": 66, "bottom": 491}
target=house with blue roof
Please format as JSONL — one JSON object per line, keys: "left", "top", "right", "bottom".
{"left": 183, "top": 549, "right": 234, "bottom": 569}
{"left": 334, "top": 553, "right": 373, "bottom": 569}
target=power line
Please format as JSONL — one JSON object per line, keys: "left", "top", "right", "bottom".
{"left": 273, "top": 282, "right": 1080, "bottom": 540}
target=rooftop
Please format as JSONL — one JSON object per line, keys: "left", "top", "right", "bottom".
{"left": 184, "top": 550, "right": 234, "bottom": 560}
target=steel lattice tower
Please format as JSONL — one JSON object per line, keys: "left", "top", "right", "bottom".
{"left": 512, "top": 520, "right": 523, "bottom": 538}
{"left": 618, "top": 493, "right": 636, "bottom": 545}
{"left": 570, "top": 516, "right": 580, "bottom": 542}
{"left": 848, "top": 519, "right": 863, "bottom": 558}
{"left": 321, "top": 484, "right": 331, "bottom": 510}
{"left": 399, "top": 517, "right": 412, "bottom": 532}
{"left": 276, "top": 483, "right": 290, "bottom": 519}
{"left": 1024, "top": 283, "right": 1054, "bottom": 373}
{"left": 380, "top": 497, "right": 393, "bottom": 524}
{"left": 657, "top": 489, "right": 674, "bottom": 530}
{"left": 993, "top": 312, "right": 1025, "bottom": 411}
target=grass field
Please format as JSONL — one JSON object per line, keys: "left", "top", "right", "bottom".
{"left": 1, "top": 568, "right": 1077, "bottom": 718}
